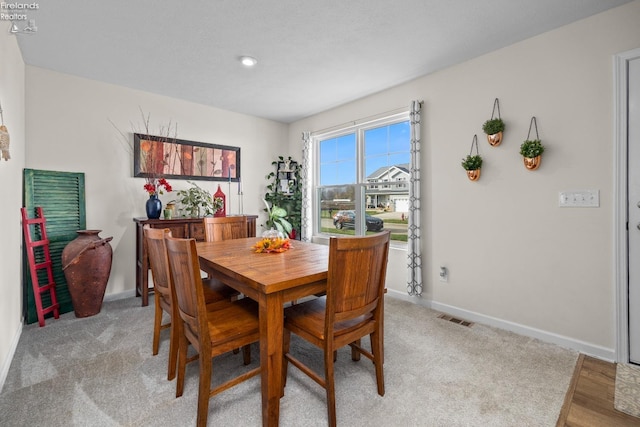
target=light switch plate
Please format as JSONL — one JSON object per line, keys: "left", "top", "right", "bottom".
{"left": 559, "top": 190, "right": 599, "bottom": 207}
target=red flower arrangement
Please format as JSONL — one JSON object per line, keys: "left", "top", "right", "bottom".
{"left": 144, "top": 178, "right": 172, "bottom": 196}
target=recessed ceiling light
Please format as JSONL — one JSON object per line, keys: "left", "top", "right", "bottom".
{"left": 240, "top": 56, "right": 258, "bottom": 67}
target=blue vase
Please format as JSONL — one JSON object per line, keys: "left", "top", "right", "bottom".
{"left": 146, "top": 194, "right": 162, "bottom": 219}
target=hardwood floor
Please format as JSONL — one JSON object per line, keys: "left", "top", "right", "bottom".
{"left": 557, "top": 354, "right": 640, "bottom": 426}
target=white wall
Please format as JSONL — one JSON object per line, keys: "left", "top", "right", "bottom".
{"left": 0, "top": 21, "right": 26, "bottom": 389}
{"left": 24, "top": 67, "right": 290, "bottom": 296}
{"left": 289, "top": 1, "right": 640, "bottom": 360}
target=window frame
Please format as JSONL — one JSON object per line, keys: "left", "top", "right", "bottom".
{"left": 311, "top": 110, "right": 410, "bottom": 244}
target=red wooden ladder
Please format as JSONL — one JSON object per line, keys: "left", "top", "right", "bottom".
{"left": 21, "top": 207, "right": 60, "bottom": 327}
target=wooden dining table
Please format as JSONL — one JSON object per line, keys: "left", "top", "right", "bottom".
{"left": 196, "top": 237, "right": 329, "bottom": 426}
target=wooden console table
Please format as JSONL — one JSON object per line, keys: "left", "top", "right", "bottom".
{"left": 133, "top": 215, "right": 257, "bottom": 306}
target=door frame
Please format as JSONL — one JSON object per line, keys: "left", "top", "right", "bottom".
{"left": 615, "top": 47, "right": 640, "bottom": 364}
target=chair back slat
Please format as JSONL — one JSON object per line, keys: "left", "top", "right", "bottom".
{"left": 327, "top": 231, "right": 390, "bottom": 323}
{"left": 165, "top": 237, "right": 209, "bottom": 346}
{"left": 144, "top": 227, "right": 173, "bottom": 304}
{"left": 203, "top": 216, "right": 248, "bottom": 242}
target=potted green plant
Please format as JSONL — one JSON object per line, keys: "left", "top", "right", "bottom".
{"left": 519, "top": 139, "right": 545, "bottom": 170}
{"left": 262, "top": 199, "right": 293, "bottom": 237}
{"left": 461, "top": 154, "right": 483, "bottom": 181}
{"left": 482, "top": 118, "right": 505, "bottom": 146}
{"left": 264, "top": 155, "right": 302, "bottom": 239}
{"left": 176, "top": 181, "right": 223, "bottom": 217}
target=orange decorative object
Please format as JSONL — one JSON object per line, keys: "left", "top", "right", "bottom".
{"left": 487, "top": 131, "right": 502, "bottom": 146}
{"left": 523, "top": 156, "right": 541, "bottom": 170}
{"left": 252, "top": 237, "right": 291, "bottom": 253}
{"left": 467, "top": 169, "right": 481, "bottom": 181}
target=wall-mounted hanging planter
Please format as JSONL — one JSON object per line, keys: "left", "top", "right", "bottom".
{"left": 482, "top": 98, "right": 505, "bottom": 147}
{"left": 520, "top": 116, "right": 545, "bottom": 171}
{"left": 466, "top": 168, "right": 481, "bottom": 181}
{"left": 461, "top": 135, "right": 482, "bottom": 181}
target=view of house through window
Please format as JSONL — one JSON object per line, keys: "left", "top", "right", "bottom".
{"left": 315, "top": 113, "right": 410, "bottom": 243}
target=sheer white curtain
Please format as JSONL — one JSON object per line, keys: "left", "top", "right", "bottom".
{"left": 407, "top": 100, "right": 423, "bottom": 296}
{"left": 300, "top": 131, "right": 312, "bottom": 242}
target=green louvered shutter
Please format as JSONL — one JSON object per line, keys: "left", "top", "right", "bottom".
{"left": 23, "top": 169, "right": 86, "bottom": 324}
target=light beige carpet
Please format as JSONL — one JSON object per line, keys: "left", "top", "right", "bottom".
{"left": 1, "top": 296, "right": 579, "bottom": 426}
{"left": 615, "top": 363, "right": 640, "bottom": 418}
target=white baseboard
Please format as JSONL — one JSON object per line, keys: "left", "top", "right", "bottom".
{"left": 0, "top": 322, "right": 22, "bottom": 394}
{"left": 1, "top": 287, "right": 615, "bottom": 395}
{"left": 385, "top": 289, "right": 615, "bottom": 362}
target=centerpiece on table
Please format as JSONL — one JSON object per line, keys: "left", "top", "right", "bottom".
{"left": 252, "top": 237, "right": 291, "bottom": 253}
{"left": 253, "top": 199, "right": 292, "bottom": 253}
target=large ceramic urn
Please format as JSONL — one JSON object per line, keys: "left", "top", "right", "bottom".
{"left": 62, "top": 230, "right": 113, "bottom": 318}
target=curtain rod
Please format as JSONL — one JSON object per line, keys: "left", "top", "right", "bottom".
{"left": 311, "top": 105, "right": 412, "bottom": 136}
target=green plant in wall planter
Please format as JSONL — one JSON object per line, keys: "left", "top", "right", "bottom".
{"left": 461, "top": 154, "right": 483, "bottom": 181}
{"left": 483, "top": 98, "right": 505, "bottom": 146}
{"left": 519, "top": 139, "right": 545, "bottom": 171}
{"left": 462, "top": 134, "right": 482, "bottom": 181}
{"left": 482, "top": 118, "right": 505, "bottom": 146}
{"left": 520, "top": 116, "right": 545, "bottom": 171}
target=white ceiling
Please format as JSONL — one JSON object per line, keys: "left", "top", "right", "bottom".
{"left": 13, "top": 0, "right": 631, "bottom": 123}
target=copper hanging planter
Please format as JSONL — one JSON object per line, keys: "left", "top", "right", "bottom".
{"left": 482, "top": 98, "right": 505, "bottom": 147}
{"left": 520, "top": 117, "right": 545, "bottom": 172}
{"left": 523, "top": 156, "right": 541, "bottom": 170}
{"left": 487, "top": 131, "right": 503, "bottom": 146}
{"left": 461, "top": 135, "right": 483, "bottom": 182}
{"left": 466, "top": 169, "right": 481, "bottom": 181}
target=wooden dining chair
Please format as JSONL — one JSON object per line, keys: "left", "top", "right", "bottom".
{"left": 281, "top": 231, "right": 391, "bottom": 427}
{"left": 165, "top": 236, "right": 261, "bottom": 427}
{"left": 144, "top": 226, "right": 239, "bottom": 381}
{"left": 203, "top": 215, "right": 248, "bottom": 242}
{"left": 201, "top": 216, "right": 248, "bottom": 293}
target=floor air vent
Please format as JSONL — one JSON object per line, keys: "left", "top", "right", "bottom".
{"left": 438, "top": 314, "right": 473, "bottom": 327}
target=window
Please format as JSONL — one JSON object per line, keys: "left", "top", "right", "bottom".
{"left": 313, "top": 112, "right": 410, "bottom": 243}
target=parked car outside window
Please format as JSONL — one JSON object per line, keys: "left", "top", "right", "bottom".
{"left": 332, "top": 210, "right": 384, "bottom": 232}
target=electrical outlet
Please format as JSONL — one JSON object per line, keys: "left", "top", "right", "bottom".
{"left": 439, "top": 266, "right": 448, "bottom": 282}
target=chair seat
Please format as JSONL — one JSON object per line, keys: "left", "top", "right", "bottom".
{"left": 207, "top": 298, "right": 260, "bottom": 350}
{"left": 284, "top": 297, "right": 373, "bottom": 340}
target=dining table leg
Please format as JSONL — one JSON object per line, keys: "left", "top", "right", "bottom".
{"left": 260, "top": 291, "right": 285, "bottom": 426}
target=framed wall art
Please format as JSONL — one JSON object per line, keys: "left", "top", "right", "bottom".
{"left": 133, "top": 133, "right": 240, "bottom": 182}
